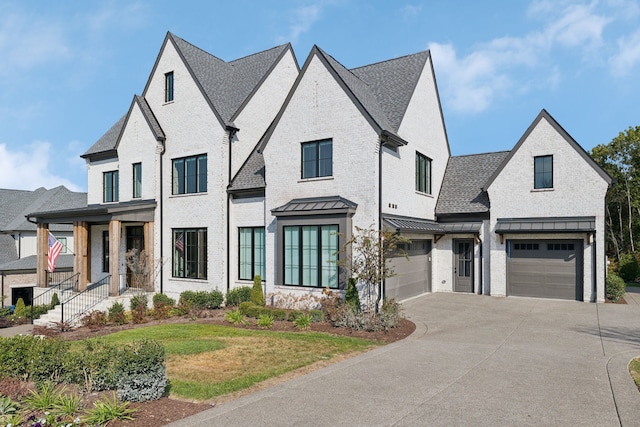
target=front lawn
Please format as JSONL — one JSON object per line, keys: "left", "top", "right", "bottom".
{"left": 629, "top": 358, "right": 640, "bottom": 391}
{"left": 92, "top": 323, "right": 378, "bottom": 400}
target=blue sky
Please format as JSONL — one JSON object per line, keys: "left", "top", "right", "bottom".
{"left": 1, "top": 0, "right": 640, "bottom": 192}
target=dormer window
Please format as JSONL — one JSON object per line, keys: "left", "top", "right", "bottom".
{"left": 534, "top": 155, "right": 553, "bottom": 189}
{"left": 165, "top": 71, "right": 174, "bottom": 102}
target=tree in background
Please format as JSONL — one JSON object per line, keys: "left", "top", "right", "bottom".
{"left": 591, "top": 125, "right": 640, "bottom": 264}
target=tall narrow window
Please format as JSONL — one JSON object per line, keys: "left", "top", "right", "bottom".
{"left": 302, "top": 139, "right": 332, "bottom": 179}
{"left": 132, "top": 163, "right": 142, "bottom": 198}
{"left": 172, "top": 154, "right": 207, "bottom": 194}
{"left": 238, "top": 227, "right": 265, "bottom": 280}
{"left": 58, "top": 237, "right": 67, "bottom": 254}
{"left": 103, "top": 171, "right": 119, "bottom": 203}
{"left": 173, "top": 228, "right": 207, "bottom": 279}
{"left": 102, "top": 230, "right": 109, "bottom": 273}
{"left": 283, "top": 224, "right": 338, "bottom": 288}
{"left": 415, "top": 152, "right": 432, "bottom": 194}
{"left": 165, "top": 71, "right": 174, "bottom": 102}
{"left": 534, "top": 155, "right": 553, "bottom": 189}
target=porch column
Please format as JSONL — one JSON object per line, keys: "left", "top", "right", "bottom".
{"left": 73, "top": 222, "right": 90, "bottom": 291}
{"left": 144, "top": 221, "right": 154, "bottom": 288}
{"left": 36, "top": 223, "right": 49, "bottom": 287}
{"left": 109, "top": 220, "right": 121, "bottom": 296}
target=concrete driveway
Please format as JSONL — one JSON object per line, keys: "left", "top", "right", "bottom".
{"left": 169, "top": 292, "right": 640, "bottom": 426}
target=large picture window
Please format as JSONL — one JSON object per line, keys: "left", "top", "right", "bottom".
{"left": 302, "top": 139, "right": 332, "bottom": 179}
{"left": 172, "top": 154, "right": 207, "bottom": 195}
{"left": 283, "top": 225, "right": 338, "bottom": 288}
{"left": 103, "top": 170, "right": 119, "bottom": 203}
{"left": 239, "top": 227, "right": 265, "bottom": 280}
{"left": 415, "top": 152, "right": 432, "bottom": 194}
{"left": 173, "top": 228, "right": 207, "bottom": 279}
{"left": 534, "top": 155, "right": 553, "bottom": 189}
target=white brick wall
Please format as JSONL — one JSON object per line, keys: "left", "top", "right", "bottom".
{"left": 229, "top": 196, "right": 266, "bottom": 288}
{"left": 487, "top": 116, "right": 609, "bottom": 302}
{"left": 87, "top": 158, "right": 119, "bottom": 205}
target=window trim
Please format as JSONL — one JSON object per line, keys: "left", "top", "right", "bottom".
{"left": 132, "top": 162, "right": 142, "bottom": 199}
{"left": 238, "top": 227, "right": 266, "bottom": 281}
{"left": 283, "top": 224, "right": 339, "bottom": 288}
{"left": 172, "top": 228, "right": 208, "bottom": 280}
{"left": 172, "top": 154, "right": 207, "bottom": 195}
{"left": 415, "top": 152, "right": 432, "bottom": 195}
{"left": 534, "top": 155, "right": 553, "bottom": 189}
{"left": 103, "top": 170, "right": 119, "bottom": 203}
{"left": 165, "top": 71, "right": 174, "bottom": 102}
{"left": 301, "top": 139, "right": 333, "bottom": 179}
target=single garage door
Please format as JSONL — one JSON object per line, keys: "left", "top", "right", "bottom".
{"left": 507, "top": 240, "right": 583, "bottom": 300}
{"left": 386, "top": 240, "right": 431, "bottom": 301}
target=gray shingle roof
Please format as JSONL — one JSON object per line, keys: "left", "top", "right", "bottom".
{"left": 0, "top": 186, "right": 86, "bottom": 232}
{"left": 170, "top": 34, "right": 290, "bottom": 125}
{"left": 435, "top": 151, "right": 510, "bottom": 216}
{"left": 82, "top": 114, "right": 126, "bottom": 157}
{"left": 0, "top": 254, "right": 74, "bottom": 272}
{"left": 228, "top": 149, "right": 265, "bottom": 193}
{"left": 0, "top": 234, "right": 17, "bottom": 265}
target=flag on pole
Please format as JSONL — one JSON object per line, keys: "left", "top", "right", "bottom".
{"left": 175, "top": 233, "right": 184, "bottom": 253}
{"left": 48, "top": 232, "right": 63, "bottom": 272}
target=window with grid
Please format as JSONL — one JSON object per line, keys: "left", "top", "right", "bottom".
{"left": 103, "top": 170, "right": 119, "bottom": 203}
{"left": 172, "top": 154, "right": 207, "bottom": 194}
{"left": 415, "top": 152, "right": 432, "bottom": 194}
{"left": 133, "top": 163, "right": 142, "bottom": 198}
{"left": 302, "top": 139, "right": 332, "bottom": 179}
{"left": 239, "top": 227, "right": 265, "bottom": 281}
{"left": 173, "top": 228, "right": 207, "bottom": 279}
{"left": 165, "top": 71, "right": 174, "bottom": 102}
{"left": 534, "top": 155, "right": 553, "bottom": 189}
{"left": 283, "top": 225, "right": 338, "bottom": 288}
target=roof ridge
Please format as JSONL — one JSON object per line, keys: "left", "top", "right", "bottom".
{"left": 170, "top": 33, "right": 227, "bottom": 65}
{"left": 229, "top": 43, "right": 290, "bottom": 65}
{"left": 451, "top": 150, "right": 512, "bottom": 158}
{"left": 349, "top": 49, "right": 429, "bottom": 71}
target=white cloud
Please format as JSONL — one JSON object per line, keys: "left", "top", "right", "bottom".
{"left": 0, "top": 142, "right": 81, "bottom": 191}
{"left": 279, "top": 3, "right": 325, "bottom": 44}
{"left": 400, "top": 4, "right": 422, "bottom": 20}
{"left": 610, "top": 29, "right": 640, "bottom": 76}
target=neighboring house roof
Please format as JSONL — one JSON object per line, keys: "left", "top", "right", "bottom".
{"left": 228, "top": 148, "right": 265, "bottom": 194}
{"left": 0, "top": 186, "right": 87, "bottom": 232}
{"left": 483, "top": 109, "right": 613, "bottom": 190}
{"left": 435, "top": 151, "right": 510, "bottom": 216}
{"left": 0, "top": 234, "right": 17, "bottom": 266}
{"left": 82, "top": 95, "right": 165, "bottom": 159}
{"left": 0, "top": 254, "right": 74, "bottom": 273}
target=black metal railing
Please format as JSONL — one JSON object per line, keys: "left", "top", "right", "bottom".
{"left": 46, "top": 270, "right": 75, "bottom": 287}
{"left": 30, "top": 273, "right": 79, "bottom": 323}
{"left": 61, "top": 275, "right": 110, "bottom": 325}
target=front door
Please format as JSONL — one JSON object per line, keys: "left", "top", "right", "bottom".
{"left": 126, "top": 226, "right": 144, "bottom": 288}
{"left": 454, "top": 239, "right": 474, "bottom": 293}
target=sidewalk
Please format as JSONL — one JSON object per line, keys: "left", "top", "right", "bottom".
{"left": 0, "top": 323, "right": 33, "bottom": 337}
{"left": 624, "top": 286, "right": 640, "bottom": 305}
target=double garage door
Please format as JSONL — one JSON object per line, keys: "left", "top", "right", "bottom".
{"left": 507, "top": 240, "right": 583, "bottom": 301}
{"left": 386, "top": 240, "right": 431, "bottom": 301}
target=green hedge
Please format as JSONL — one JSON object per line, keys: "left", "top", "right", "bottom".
{"left": 179, "top": 290, "right": 224, "bottom": 310}
{"left": 226, "top": 286, "right": 252, "bottom": 306}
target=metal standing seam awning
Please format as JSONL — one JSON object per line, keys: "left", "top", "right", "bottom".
{"left": 382, "top": 214, "right": 482, "bottom": 242}
{"left": 495, "top": 216, "right": 596, "bottom": 244}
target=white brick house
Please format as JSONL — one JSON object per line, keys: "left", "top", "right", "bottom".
{"left": 28, "top": 33, "right": 612, "bottom": 303}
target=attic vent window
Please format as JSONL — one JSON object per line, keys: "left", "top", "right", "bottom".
{"left": 165, "top": 71, "right": 174, "bottom": 102}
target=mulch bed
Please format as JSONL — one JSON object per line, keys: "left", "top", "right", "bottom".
{"left": 13, "top": 309, "right": 415, "bottom": 426}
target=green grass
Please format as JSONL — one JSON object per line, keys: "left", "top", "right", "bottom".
{"left": 629, "top": 358, "right": 640, "bottom": 390}
{"left": 98, "top": 323, "right": 378, "bottom": 400}
{"left": 625, "top": 282, "right": 640, "bottom": 288}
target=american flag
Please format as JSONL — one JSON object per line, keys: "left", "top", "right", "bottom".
{"left": 175, "top": 233, "right": 184, "bottom": 253}
{"left": 48, "top": 232, "right": 64, "bottom": 272}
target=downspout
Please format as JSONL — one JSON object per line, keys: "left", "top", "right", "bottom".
{"left": 592, "top": 231, "right": 597, "bottom": 302}
{"left": 1, "top": 272, "right": 4, "bottom": 308}
{"left": 477, "top": 235, "right": 483, "bottom": 295}
{"left": 159, "top": 138, "right": 166, "bottom": 294}
{"left": 376, "top": 137, "right": 384, "bottom": 313}
{"left": 226, "top": 124, "right": 239, "bottom": 293}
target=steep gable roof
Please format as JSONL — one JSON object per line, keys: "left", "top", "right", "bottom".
{"left": 435, "top": 151, "right": 510, "bottom": 216}
{"left": 82, "top": 95, "right": 165, "bottom": 159}
{"left": 228, "top": 147, "right": 265, "bottom": 194}
{"left": 483, "top": 109, "right": 613, "bottom": 190}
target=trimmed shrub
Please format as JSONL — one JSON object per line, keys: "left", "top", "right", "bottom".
{"left": 606, "top": 273, "right": 626, "bottom": 302}
{"left": 287, "top": 310, "right": 304, "bottom": 322}
{"left": 345, "top": 278, "right": 361, "bottom": 311}
{"left": 81, "top": 310, "right": 108, "bottom": 329}
{"left": 309, "top": 309, "right": 325, "bottom": 322}
{"left": 13, "top": 298, "right": 26, "bottom": 318}
{"left": 131, "top": 305, "right": 147, "bottom": 324}
{"left": 0, "top": 335, "right": 70, "bottom": 383}
{"left": 270, "top": 309, "right": 287, "bottom": 321}
{"left": 153, "top": 293, "right": 175, "bottom": 308}
{"left": 617, "top": 253, "right": 639, "bottom": 282}
{"left": 251, "top": 275, "right": 265, "bottom": 306}
{"left": 129, "top": 294, "right": 148, "bottom": 312}
{"left": 116, "top": 339, "right": 167, "bottom": 402}
{"left": 226, "top": 286, "right": 252, "bottom": 306}
{"left": 108, "top": 302, "right": 127, "bottom": 325}
{"left": 379, "top": 298, "right": 403, "bottom": 330}
{"left": 179, "top": 290, "right": 224, "bottom": 310}
{"left": 50, "top": 292, "right": 60, "bottom": 307}
{"left": 238, "top": 301, "right": 255, "bottom": 316}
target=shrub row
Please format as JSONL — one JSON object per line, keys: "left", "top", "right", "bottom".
{"left": 237, "top": 302, "right": 324, "bottom": 322}
{"left": 0, "top": 336, "right": 166, "bottom": 402}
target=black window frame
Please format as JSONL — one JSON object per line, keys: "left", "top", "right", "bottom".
{"left": 165, "top": 71, "right": 174, "bottom": 102}
{"left": 172, "top": 228, "right": 207, "bottom": 279}
{"left": 282, "top": 224, "right": 339, "bottom": 289}
{"left": 534, "top": 155, "right": 553, "bottom": 189}
{"left": 415, "top": 152, "right": 432, "bottom": 194}
{"left": 132, "top": 162, "right": 142, "bottom": 199}
{"left": 102, "top": 230, "right": 109, "bottom": 273}
{"left": 103, "top": 170, "right": 119, "bottom": 203}
{"left": 301, "top": 139, "right": 333, "bottom": 179}
{"left": 172, "top": 154, "right": 207, "bottom": 195}
{"left": 238, "top": 227, "right": 266, "bottom": 281}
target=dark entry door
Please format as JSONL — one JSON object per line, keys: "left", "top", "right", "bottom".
{"left": 126, "top": 226, "right": 144, "bottom": 287}
{"left": 454, "top": 239, "right": 474, "bottom": 293}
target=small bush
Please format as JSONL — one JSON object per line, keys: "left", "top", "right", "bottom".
{"left": 379, "top": 298, "right": 403, "bottom": 330}
{"left": 81, "top": 310, "right": 108, "bottom": 329}
{"left": 153, "top": 293, "right": 175, "bottom": 308}
{"left": 345, "top": 278, "right": 361, "bottom": 311}
{"left": 179, "top": 290, "right": 224, "bottom": 310}
{"left": 50, "top": 292, "right": 60, "bottom": 307}
{"left": 13, "top": 298, "right": 26, "bottom": 318}
{"left": 606, "top": 273, "right": 626, "bottom": 302}
{"left": 287, "top": 310, "right": 304, "bottom": 322}
{"left": 131, "top": 305, "right": 147, "bottom": 324}
{"left": 108, "top": 302, "right": 127, "bottom": 325}
{"left": 617, "top": 253, "right": 639, "bottom": 282}
{"left": 256, "top": 313, "right": 274, "bottom": 329}
{"left": 84, "top": 392, "right": 136, "bottom": 424}
{"left": 129, "top": 294, "right": 148, "bottom": 312}
{"left": 238, "top": 301, "right": 256, "bottom": 316}
{"left": 251, "top": 275, "right": 265, "bottom": 306}
{"left": 294, "top": 313, "right": 312, "bottom": 330}
{"left": 116, "top": 339, "right": 167, "bottom": 402}
{"left": 151, "top": 302, "right": 172, "bottom": 320}
{"left": 309, "top": 309, "right": 324, "bottom": 322}
{"left": 226, "top": 286, "right": 252, "bottom": 306}
{"left": 224, "top": 309, "right": 245, "bottom": 325}
{"left": 270, "top": 309, "right": 287, "bottom": 321}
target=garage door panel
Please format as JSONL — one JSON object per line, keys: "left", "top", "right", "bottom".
{"left": 507, "top": 240, "right": 582, "bottom": 301}
{"left": 386, "top": 240, "right": 431, "bottom": 301}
